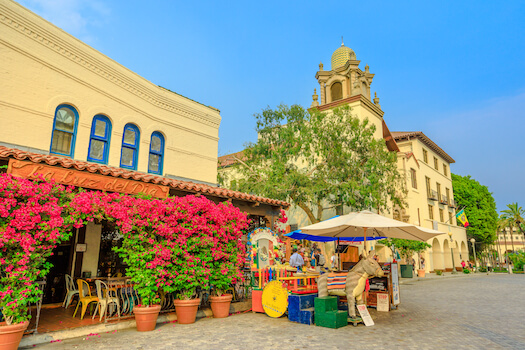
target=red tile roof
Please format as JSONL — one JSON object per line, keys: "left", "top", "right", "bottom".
{"left": 218, "top": 151, "right": 245, "bottom": 167}
{"left": 391, "top": 131, "right": 455, "bottom": 164}
{"left": 0, "top": 146, "right": 289, "bottom": 208}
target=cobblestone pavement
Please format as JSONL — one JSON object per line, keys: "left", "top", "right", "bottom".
{"left": 30, "top": 274, "right": 525, "bottom": 350}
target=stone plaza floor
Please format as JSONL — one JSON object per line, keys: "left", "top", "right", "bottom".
{"left": 29, "top": 274, "right": 524, "bottom": 349}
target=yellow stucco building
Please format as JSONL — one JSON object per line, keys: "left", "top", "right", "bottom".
{"left": 220, "top": 42, "right": 468, "bottom": 272}
{"left": 0, "top": 0, "right": 288, "bottom": 304}
{"left": 1, "top": 0, "right": 220, "bottom": 185}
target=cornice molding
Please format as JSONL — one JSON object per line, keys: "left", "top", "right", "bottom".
{"left": 314, "top": 94, "right": 384, "bottom": 118}
{"left": 0, "top": 1, "right": 221, "bottom": 129}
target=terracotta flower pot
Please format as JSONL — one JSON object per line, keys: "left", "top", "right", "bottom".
{"left": 417, "top": 269, "right": 426, "bottom": 278}
{"left": 0, "top": 321, "right": 29, "bottom": 350}
{"left": 209, "top": 294, "right": 233, "bottom": 318}
{"left": 133, "top": 305, "right": 161, "bottom": 332}
{"left": 174, "top": 299, "right": 201, "bottom": 324}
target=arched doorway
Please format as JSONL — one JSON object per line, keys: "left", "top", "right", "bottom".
{"left": 432, "top": 238, "right": 443, "bottom": 271}
{"left": 443, "top": 239, "right": 453, "bottom": 271}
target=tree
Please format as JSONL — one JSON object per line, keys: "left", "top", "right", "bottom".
{"left": 377, "top": 238, "right": 431, "bottom": 268}
{"left": 219, "top": 104, "right": 405, "bottom": 224}
{"left": 451, "top": 174, "right": 498, "bottom": 253}
{"left": 501, "top": 203, "right": 525, "bottom": 252}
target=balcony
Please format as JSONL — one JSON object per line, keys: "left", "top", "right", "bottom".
{"left": 449, "top": 199, "right": 457, "bottom": 208}
{"left": 440, "top": 194, "right": 448, "bottom": 205}
{"left": 427, "top": 190, "right": 438, "bottom": 200}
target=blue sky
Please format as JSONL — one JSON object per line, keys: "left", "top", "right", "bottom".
{"left": 17, "top": 0, "right": 525, "bottom": 212}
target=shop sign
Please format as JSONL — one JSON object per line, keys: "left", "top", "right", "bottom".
{"left": 356, "top": 305, "right": 374, "bottom": 326}
{"left": 8, "top": 160, "right": 169, "bottom": 198}
{"left": 391, "top": 263, "right": 400, "bottom": 305}
{"left": 377, "top": 293, "right": 390, "bottom": 312}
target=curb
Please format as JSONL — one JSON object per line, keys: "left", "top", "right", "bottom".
{"left": 20, "top": 300, "right": 251, "bottom": 348}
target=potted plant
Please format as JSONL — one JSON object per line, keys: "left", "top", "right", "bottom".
{"left": 377, "top": 238, "right": 431, "bottom": 278}
{"left": 111, "top": 196, "right": 178, "bottom": 332}
{"left": 208, "top": 203, "right": 248, "bottom": 318}
{"left": 0, "top": 175, "right": 76, "bottom": 349}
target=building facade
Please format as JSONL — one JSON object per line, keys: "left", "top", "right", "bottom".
{"left": 1, "top": 0, "right": 288, "bottom": 305}
{"left": 390, "top": 132, "right": 468, "bottom": 272}
{"left": 1, "top": 0, "right": 220, "bottom": 185}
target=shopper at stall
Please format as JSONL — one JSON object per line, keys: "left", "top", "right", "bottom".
{"left": 290, "top": 248, "right": 304, "bottom": 272}
{"left": 316, "top": 248, "right": 326, "bottom": 267}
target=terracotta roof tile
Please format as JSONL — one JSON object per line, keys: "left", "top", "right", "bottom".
{"left": 0, "top": 146, "right": 289, "bottom": 208}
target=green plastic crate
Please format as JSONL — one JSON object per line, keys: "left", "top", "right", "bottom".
{"left": 314, "top": 296, "right": 338, "bottom": 313}
{"left": 315, "top": 310, "right": 347, "bottom": 329}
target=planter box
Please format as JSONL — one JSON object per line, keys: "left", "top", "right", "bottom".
{"left": 400, "top": 264, "right": 413, "bottom": 278}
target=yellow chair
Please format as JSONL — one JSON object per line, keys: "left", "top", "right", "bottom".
{"left": 73, "top": 279, "right": 99, "bottom": 320}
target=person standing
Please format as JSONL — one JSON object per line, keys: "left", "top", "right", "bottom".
{"left": 330, "top": 252, "right": 338, "bottom": 270}
{"left": 289, "top": 248, "right": 304, "bottom": 272}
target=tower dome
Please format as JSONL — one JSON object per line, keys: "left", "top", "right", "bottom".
{"left": 331, "top": 42, "right": 356, "bottom": 70}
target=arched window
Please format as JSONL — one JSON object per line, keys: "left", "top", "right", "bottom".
{"left": 87, "top": 115, "right": 112, "bottom": 164}
{"left": 148, "top": 132, "right": 165, "bottom": 174}
{"left": 120, "top": 123, "right": 140, "bottom": 170}
{"left": 331, "top": 82, "right": 342, "bottom": 101}
{"left": 50, "top": 104, "right": 79, "bottom": 157}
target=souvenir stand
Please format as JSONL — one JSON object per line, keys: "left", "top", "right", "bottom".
{"left": 247, "top": 227, "right": 319, "bottom": 319}
{"left": 365, "top": 262, "right": 400, "bottom": 311}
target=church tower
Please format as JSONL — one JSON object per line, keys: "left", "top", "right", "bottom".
{"left": 310, "top": 40, "right": 398, "bottom": 152}
{"left": 314, "top": 40, "right": 375, "bottom": 105}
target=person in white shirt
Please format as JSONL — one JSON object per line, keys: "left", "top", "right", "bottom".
{"left": 289, "top": 248, "right": 304, "bottom": 271}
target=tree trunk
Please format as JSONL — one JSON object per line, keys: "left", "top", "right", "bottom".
{"left": 297, "top": 202, "right": 319, "bottom": 224}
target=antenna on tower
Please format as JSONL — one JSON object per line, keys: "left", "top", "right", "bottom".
{"left": 341, "top": 36, "right": 344, "bottom": 46}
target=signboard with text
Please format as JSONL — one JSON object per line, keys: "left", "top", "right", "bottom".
{"left": 8, "top": 160, "right": 170, "bottom": 198}
{"left": 391, "top": 263, "right": 400, "bottom": 305}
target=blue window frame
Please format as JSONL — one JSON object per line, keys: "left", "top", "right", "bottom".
{"left": 87, "top": 115, "right": 112, "bottom": 164}
{"left": 50, "top": 104, "right": 79, "bottom": 157}
{"left": 120, "top": 124, "right": 140, "bottom": 170}
{"left": 148, "top": 132, "right": 165, "bottom": 174}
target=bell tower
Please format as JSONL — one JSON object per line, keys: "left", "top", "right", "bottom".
{"left": 314, "top": 40, "right": 376, "bottom": 106}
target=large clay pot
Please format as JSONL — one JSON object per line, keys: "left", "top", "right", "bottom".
{"left": 174, "top": 299, "right": 201, "bottom": 324}
{"left": 133, "top": 305, "right": 161, "bottom": 332}
{"left": 417, "top": 269, "right": 426, "bottom": 278}
{"left": 0, "top": 321, "right": 29, "bottom": 350}
{"left": 209, "top": 294, "right": 233, "bottom": 318}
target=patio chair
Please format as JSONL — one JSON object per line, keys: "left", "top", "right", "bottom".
{"left": 92, "top": 280, "right": 121, "bottom": 321}
{"left": 120, "top": 282, "right": 139, "bottom": 315}
{"left": 62, "top": 274, "right": 79, "bottom": 308}
{"left": 72, "top": 279, "right": 99, "bottom": 320}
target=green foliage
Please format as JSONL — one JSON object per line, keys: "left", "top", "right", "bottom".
{"left": 478, "top": 266, "right": 487, "bottom": 272}
{"left": 508, "top": 251, "right": 525, "bottom": 271}
{"left": 501, "top": 203, "right": 525, "bottom": 237}
{"left": 377, "top": 238, "right": 431, "bottom": 262}
{"left": 451, "top": 174, "right": 498, "bottom": 251}
{"left": 462, "top": 268, "right": 470, "bottom": 274}
{"left": 220, "top": 104, "right": 405, "bottom": 224}
{"left": 436, "top": 270, "right": 443, "bottom": 275}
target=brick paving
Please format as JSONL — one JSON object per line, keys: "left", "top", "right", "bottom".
{"left": 28, "top": 274, "right": 525, "bottom": 350}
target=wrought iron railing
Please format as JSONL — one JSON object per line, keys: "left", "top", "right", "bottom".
{"left": 440, "top": 194, "right": 448, "bottom": 205}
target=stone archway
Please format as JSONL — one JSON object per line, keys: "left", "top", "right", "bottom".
{"left": 443, "top": 239, "right": 453, "bottom": 271}
{"left": 431, "top": 238, "right": 443, "bottom": 271}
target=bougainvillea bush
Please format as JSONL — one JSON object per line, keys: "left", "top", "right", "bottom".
{"left": 70, "top": 192, "right": 249, "bottom": 303}
{"left": 1, "top": 172, "right": 249, "bottom": 320}
{"left": 0, "top": 174, "right": 78, "bottom": 325}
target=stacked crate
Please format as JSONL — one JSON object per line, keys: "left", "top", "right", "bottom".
{"left": 288, "top": 294, "right": 316, "bottom": 325}
{"left": 314, "top": 296, "right": 347, "bottom": 329}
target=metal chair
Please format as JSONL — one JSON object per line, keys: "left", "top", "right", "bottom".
{"left": 62, "top": 274, "right": 79, "bottom": 308}
{"left": 72, "top": 279, "right": 98, "bottom": 320}
{"left": 92, "top": 280, "right": 121, "bottom": 321}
